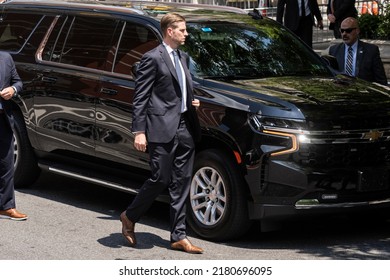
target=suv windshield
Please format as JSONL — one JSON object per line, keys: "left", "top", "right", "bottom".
{"left": 183, "top": 20, "right": 330, "bottom": 80}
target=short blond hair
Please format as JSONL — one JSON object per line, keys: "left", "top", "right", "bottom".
{"left": 160, "top": 13, "right": 186, "bottom": 37}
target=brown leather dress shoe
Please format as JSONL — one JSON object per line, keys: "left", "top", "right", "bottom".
{"left": 0, "top": 208, "right": 28, "bottom": 221}
{"left": 120, "top": 211, "right": 136, "bottom": 247}
{"left": 171, "top": 238, "right": 204, "bottom": 254}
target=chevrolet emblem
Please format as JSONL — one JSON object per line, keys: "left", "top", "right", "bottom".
{"left": 363, "top": 130, "right": 383, "bottom": 141}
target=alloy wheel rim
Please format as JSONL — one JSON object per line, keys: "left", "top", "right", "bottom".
{"left": 190, "top": 167, "right": 226, "bottom": 226}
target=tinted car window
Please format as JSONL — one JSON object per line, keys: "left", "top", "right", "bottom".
{"left": 0, "top": 12, "right": 43, "bottom": 52}
{"left": 42, "top": 16, "right": 67, "bottom": 62}
{"left": 42, "top": 15, "right": 118, "bottom": 70}
{"left": 110, "top": 22, "right": 159, "bottom": 75}
{"left": 184, "top": 20, "right": 330, "bottom": 79}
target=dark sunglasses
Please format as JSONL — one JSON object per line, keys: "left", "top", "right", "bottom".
{"left": 340, "top": 28, "right": 356, "bottom": 34}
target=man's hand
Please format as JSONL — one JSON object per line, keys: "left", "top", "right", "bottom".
{"left": 317, "top": 20, "right": 324, "bottom": 30}
{"left": 192, "top": 98, "right": 200, "bottom": 108}
{"left": 328, "top": 14, "right": 336, "bottom": 23}
{"left": 0, "top": 87, "right": 15, "bottom": 100}
{"left": 134, "top": 132, "right": 147, "bottom": 152}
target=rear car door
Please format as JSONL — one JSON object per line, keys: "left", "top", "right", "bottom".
{"left": 36, "top": 15, "right": 119, "bottom": 157}
{"left": 96, "top": 20, "right": 160, "bottom": 169}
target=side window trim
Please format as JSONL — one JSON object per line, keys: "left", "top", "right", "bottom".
{"left": 57, "top": 16, "right": 74, "bottom": 62}
{"left": 107, "top": 20, "right": 125, "bottom": 73}
{"left": 0, "top": 12, "right": 45, "bottom": 53}
{"left": 111, "top": 21, "right": 160, "bottom": 77}
{"left": 37, "top": 14, "right": 105, "bottom": 76}
{"left": 37, "top": 15, "right": 60, "bottom": 61}
{"left": 37, "top": 15, "right": 161, "bottom": 78}
{"left": 18, "top": 14, "right": 45, "bottom": 53}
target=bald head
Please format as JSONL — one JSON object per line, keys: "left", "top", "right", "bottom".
{"left": 340, "top": 17, "right": 360, "bottom": 46}
{"left": 341, "top": 17, "right": 359, "bottom": 28}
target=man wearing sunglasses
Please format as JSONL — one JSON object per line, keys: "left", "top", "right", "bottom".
{"left": 328, "top": 17, "right": 387, "bottom": 85}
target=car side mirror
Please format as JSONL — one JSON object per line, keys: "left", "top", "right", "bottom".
{"left": 321, "top": 55, "right": 339, "bottom": 71}
{"left": 132, "top": 62, "right": 140, "bottom": 78}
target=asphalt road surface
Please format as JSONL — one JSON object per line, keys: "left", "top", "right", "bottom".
{"left": 2, "top": 170, "right": 390, "bottom": 260}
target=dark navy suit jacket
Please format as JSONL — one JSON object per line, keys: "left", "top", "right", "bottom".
{"left": 329, "top": 40, "right": 388, "bottom": 85}
{"left": 0, "top": 51, "right": 23, "bottom": 128}
{"left": 131, "top": 44, "right": 200, "bottom": 143}
{"left": 277, "top": 0, "right": 322, "bottom": 31}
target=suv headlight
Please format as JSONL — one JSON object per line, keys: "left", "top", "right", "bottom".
{"left": 249, "top": 115, "right": 306, "bottom": 156}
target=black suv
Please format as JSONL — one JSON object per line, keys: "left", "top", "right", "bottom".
{"left": 1, "top": 0, "right": 390, "bottom": 241}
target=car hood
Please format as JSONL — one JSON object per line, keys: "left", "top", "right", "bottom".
{"left": 200, "top": 75, "right": 390, "bottom": 130}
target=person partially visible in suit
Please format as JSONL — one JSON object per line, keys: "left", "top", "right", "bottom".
{"left": 0, "top": 51, "right": 27, "bottom": 221}
{"left": 277, "top": 0, "right": 323, "bottom": 48}
{"left": 119, "top": 13, "right": 203, "bottom": 254}
{"left": 329, "top": 17, "right": 388, "bottom": 85}
{"left": 327, "top": 0, "right": 357, "bottom": 39}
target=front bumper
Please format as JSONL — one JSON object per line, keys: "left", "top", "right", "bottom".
{"left": 248, "top": 197, "right": 390, "bottom": 220}
{"left": 246, "top": 159, "right": 390, "bottom": 220}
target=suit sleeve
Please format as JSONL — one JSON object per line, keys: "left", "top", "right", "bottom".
{"left": 310, "top": 0, "right": 323, "bottom": 21}
{"left": 7, "top": 53, "right": 23, "bottom": 92}
{"left": 276, "top": 0, "right": 286, "bottom": 24}
{"left": 326, "top": 0, "right": 332, "bottom": 14}
{"left": 131, "top": 52, "right": 156, "bottom": 133}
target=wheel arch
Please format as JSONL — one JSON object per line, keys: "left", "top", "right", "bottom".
{"left": 189, "top": 129, "right": 253, "bottom": 241}
{"left": 11, "top": 102, "right": 40, "bottom": 187}
{"left": 196, "top": 128, "right": 246, "bottom": 172}
{"left": 195, "top": 127, "right": 252, "bottom": 197}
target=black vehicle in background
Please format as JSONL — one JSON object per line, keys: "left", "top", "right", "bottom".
{"left": 1, "top": 0, "right": 389, "bottom": 241}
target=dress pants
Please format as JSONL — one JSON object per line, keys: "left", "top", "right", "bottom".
{"left": 0, "top": 112, "right": 16, "bottom": 210}
{"left": 126, "top": 116, "right": 195, "bottom": 242}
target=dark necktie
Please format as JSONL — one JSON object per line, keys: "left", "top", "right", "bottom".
{"left": 301, "top": 0, "right": 306, "bottom": 17}
{"left": 173, "top": 50, "right": 187, "bottom": 112}
{"left": 345, "top": 46, "right": 354, "bottom": 76}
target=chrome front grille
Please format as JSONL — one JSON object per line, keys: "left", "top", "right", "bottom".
{"left": 294, "top": 128, "right": 390, "bottom": 168}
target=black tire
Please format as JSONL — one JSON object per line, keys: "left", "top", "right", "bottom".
{"left": 187, "top": 149, "right": 252, "bottom": 241}
{"left": 13, "top": 112, "right": 40, "bottom": 187}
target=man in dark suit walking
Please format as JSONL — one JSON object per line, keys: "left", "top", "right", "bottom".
{"left": 329, "top": 17, "right": 388, "bottom": 85}
{"left": 119, "top": 13, "right": 203, "bottom": 254}
{"left": 277, "top": 0, "right": 323, "bottom": 48}
{"left": 0, "top": 51, "right": 27, "bottom": 221}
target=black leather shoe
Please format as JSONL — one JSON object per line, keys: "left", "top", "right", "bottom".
{"left": 120, "top": 211, "right": 136, "bottom": 247}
